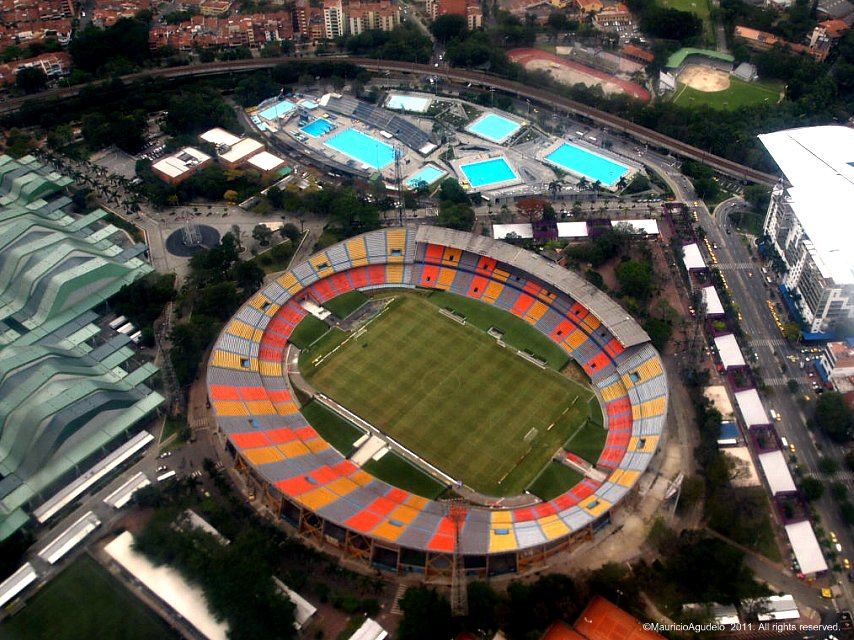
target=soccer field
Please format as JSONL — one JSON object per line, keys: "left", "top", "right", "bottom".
{"left": 303, "top": 294, "right": 601, "bottom": 496}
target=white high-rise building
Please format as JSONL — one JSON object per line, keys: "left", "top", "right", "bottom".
{"left": 759, "top": 126, "right": 854, "bottom": 334}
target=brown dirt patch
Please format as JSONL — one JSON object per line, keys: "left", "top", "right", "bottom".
{"left": 677, "top": 64, "right": 731, "bottom": 92}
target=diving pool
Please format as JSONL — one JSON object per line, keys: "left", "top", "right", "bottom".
{"left": 465, "top": 113, "right": 522, "bottom": 144}
{"left": 258, "top": 99, "right": 297, "bottom": 120}
{"left": 544, "top": 142, "right": 629, "bottom": 187}
{"left": 405, "top": 165, "right": 447, "bottom": 189}
{"left": 459, "top": 157, "right": 517, "bottom": 188}
{"left": 324, "top": 129, "right": 396, "bottom": 170}
{"left": 386, "top": 94, "right": 432, "bottom": 113}
{"left": 301, "top": 119, "right": 335, "bottom": 137}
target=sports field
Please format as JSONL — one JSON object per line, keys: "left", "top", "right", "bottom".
{"left": 303, "top": 294, "right": 601, "bottom": 496}
{"left": 672, "top": 77, "right": 783, "bottom": 110}
{"left": 0, "top": 555, "right": 177, "bottom": 640}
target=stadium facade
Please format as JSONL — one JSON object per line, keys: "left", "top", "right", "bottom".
{"left": 207, "top": 226, "right": 668, "bottom": 577}
{"left": 759, "top": 126, "right": 854, "bottom": 334}
{"left": 0, "top": 154, "right": 163, "bottom": 540}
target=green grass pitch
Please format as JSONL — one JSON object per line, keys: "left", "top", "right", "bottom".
{"left": 0, "top": 555, "right": 178, "bottom": 640}
{"left": 672, "top": 77, "right": 783, "bottom": 110}
{"left": 302, "top": 294, "right": 600, "bottom": 496}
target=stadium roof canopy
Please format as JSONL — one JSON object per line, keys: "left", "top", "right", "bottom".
{"left": 666, "top": 48, "right": 735, "bottom": 68}
{"left": 784, "top": 520, "right": 828, "bottom": 575}
{"left": 758, "top": 126, "right": 854, "bottom": 285}
{"left": 714, "top": 333, "right": 746, "bottom": 369}
{"left": 0, "top": 155, "right": 162, "bottom": 540}
{"left": 734, "top": 388, "right": 770, "bottom": 427}
{"left": 418, "top": 226, "right": 651, "bottom": 346}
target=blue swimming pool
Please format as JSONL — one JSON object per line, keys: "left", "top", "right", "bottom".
{"left": 301, "top": 119, "right": 335, "bottom": 137}
{"left": 545, "top": 142, "right": 629, "bottom": 186}
{"left": 465, "top": 113, "right": 522, "bottom": 144}
{"left": 258, "top": 100, "right": 296, "bottom": 120}
{"left": 324, "top": 129, "right": 396, "bottom": 170}
{"left": 405, "top": 165, "right": 447, "bottom": 188}
{"left": 459, "top": 157, "right": 517, "bottom": 188}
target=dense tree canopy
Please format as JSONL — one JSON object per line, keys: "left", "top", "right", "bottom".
{"left": 431, "top": 14, "right": 468, "bottom": 43}
{"left": 69, "top": 17, "right": 152, "bottom": 74}
{"left": 814, "top": 392, "right": 854, "bottom": 443}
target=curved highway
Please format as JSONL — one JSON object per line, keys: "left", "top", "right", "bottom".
{"left": 4, "top": 56, "right": 779, "bottom": 186}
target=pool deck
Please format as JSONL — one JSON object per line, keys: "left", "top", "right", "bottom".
{"left": 464, "top": 112, "right": 525, "bottom": 145}
{"left": 452, "top": 154, "right": 523, "bottom": 191}
{"left": 538, "top": 139, "right": 637, "bottom": 190}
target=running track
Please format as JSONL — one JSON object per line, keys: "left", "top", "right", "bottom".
{"left": 508, "top": 48, "right": 651, "bottom": 102}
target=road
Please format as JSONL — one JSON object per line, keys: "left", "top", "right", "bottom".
{"left": 642, "top": 157, "right": 854, "bottom": 612}
{"left": 1, "top": 56, "right": 777, "bottom": 185}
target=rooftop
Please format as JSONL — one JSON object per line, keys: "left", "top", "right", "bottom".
{"left": 758, "top": 125, "right": 854, "bottom": 285}
{"left": 152, "top": 147, "right": 211, "bottom": 178}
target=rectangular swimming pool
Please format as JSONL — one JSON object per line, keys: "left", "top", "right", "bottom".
{"left": 301, "top": 119, "right": 335, "bottom": 137}
{"left": 405, "top": 164, "right": 447, "bottom": 189}
{"left": 544, "top": 142, "right": 629, "bottom": 187}
{"left": 258, "top": 100, "right": 296, "bottom": 120}
{"left": 459, "top": 157, "right": 517, "bottom": 188}
{"left": 465, "top": 113, "right": 522, "bottom": 144}
{"left": 386, "top": 94, "right": 432, "bottom": 113}
{"left": 324, "top": 129, "right": 397, "bottom": 170}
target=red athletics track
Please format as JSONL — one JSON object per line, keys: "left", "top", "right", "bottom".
{"left": 508, "top": 48, "right": 651, "bottom": 102}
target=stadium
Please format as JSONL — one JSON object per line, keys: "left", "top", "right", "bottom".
{"left": 206, "top": 226, "right": 668, "bottom": 577}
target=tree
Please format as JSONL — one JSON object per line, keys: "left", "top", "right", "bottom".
{"left": 615, "top": 259, "right": 653, "bottom": 300}
{"left": 439, "top": 178, "right": 469, "bottom": 205}
{"left": 818, "top": 456, "right": 840, "bottom": 474}
{"left": 252, "top": 224, "right": 273, "bottom": 246}
{"left": 466, "top": 582, "right": 501, "bottom": 633}
{"left": 437, "top": 202, "right": 475, "bottom": 231}
{"left": 431, "top": 14, "right": 468, "bottom": 42}
{"left": 279, "top": 223, "right": 301, "bottom": 243}
{"left": 517, "top": 197, "right": 548, "bottom": 223}
{"left": 782, "top": 322, "right": 800, "bottom": 343}
{"left": 15, "top": 66, "right": 47, "bottom": 94}
{"left": 800, "top": 476, "right": 824, "bottom": 501}
{"left": 814, "top": 392, "right": 854, "bottom": 443}
{"left": 397, "top": 586, "right": 453, "bottom": 640}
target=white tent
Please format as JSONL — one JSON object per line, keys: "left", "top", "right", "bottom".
{"left": 714, "top": 333, "right": 746, "bottom": 370}
{"left": 757, "top": 450, "right": 797, "bottom": 495}
{"left": 702, "top": 286, "right": 725, "bottom": 316}
{"left": 682, "top": 243, "right": 706, "bottom": 270}
{"left": 493, "top": 223, "right": 533, "bottom": 240}
{"left": 611, "top": 219, "right": 659, "bottom": 235}
{"left": 556, "top": 221, "right": 590, "bottom": 238}
{"left": 784, "top": 521, "right": 828, "bottom": 575}
{"left": 734, "top": 389, "right": 770, "bottom": 427}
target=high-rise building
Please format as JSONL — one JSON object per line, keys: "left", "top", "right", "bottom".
{"left": 759, "top": 126, "right": 854, "bottom": 334}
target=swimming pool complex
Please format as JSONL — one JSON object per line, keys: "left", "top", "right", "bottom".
{"left": 405, "top": 165, "right": 447, "bottom": 189}
{"left": 301, "top": 119, "right": 335, "bottom": 137}
{"left": 544, "top": 142, "right": 630, "bottom": 187}
{"left": 324, "top": 129, "right": 397, "bottom": 170}
{"left": 258, "top": 100, "right": 297, "bottom": 121}
{"left": 465, "top": 113, "right": 523, "bottom": 144}
{"left": 459, "top": 157, "right": 518, "bottom": 188}
{"left": 386, "top": 94, "right": 433, "bottom": 113}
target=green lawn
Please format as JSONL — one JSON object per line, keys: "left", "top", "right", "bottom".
{"left": 527, "top": 462, "right": 585, "bottom": 501}
{"left": 298, "top": 327, "right": 349, "bottom": 366}
{"left": 426, "top": 291, "right": 571, "bottom": 370}
{"left": 363, "top": 451, "right": 447, "bottom": 499}
{"left": 323, "top": 291, "right": 369, "bottom": 319}
{"left": 672, "top": 77, "right": 783, "bottom": 110}
{"left": 288, "top": 315, "right": 331, "bottom": 349}
{"left": 300, "top": 399, "right": 364, "bottom": 457}
{"left": 563, "top": 414, "right": 608, "bottom": 464}
{"left": 303, "top": 294, "right": 598, "bottom": 496}
{"left": 0, "top": 555, "right": 178, "bottom": 640}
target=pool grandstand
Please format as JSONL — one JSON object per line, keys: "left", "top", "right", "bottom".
{"left": 207, "top": 226, "right": 667, "bottom": 576}
{"left": 0, "top": 155, "right": 163, "bottom": 540}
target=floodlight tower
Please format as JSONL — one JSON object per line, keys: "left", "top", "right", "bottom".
{"left": 447, "top": 500, "right": 468, "bottom": 616}
{"left": 393, "top": 144, "right": 405, "bottom": 224}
